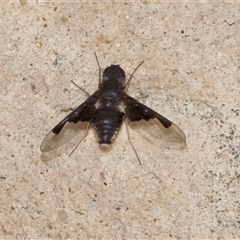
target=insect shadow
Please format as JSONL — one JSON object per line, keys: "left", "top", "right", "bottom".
{"left": 40, "top": 54, "right": 186, "bottom": 164}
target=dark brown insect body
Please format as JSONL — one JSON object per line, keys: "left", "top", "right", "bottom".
{"left": 40, "top": 55, "right": 186, "bottom": 161}
{"left": 93, "top": 65, "right": 126, "bottom": 144}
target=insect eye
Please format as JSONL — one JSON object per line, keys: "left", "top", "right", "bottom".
{"left": 103, "top": 65, "right": 126, "bottom": 86}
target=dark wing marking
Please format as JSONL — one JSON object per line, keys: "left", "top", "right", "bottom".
{"left": 124, "top": 95, "right": 186, "bottom": 143}
{"left": 40, "top": 92, "right": 99, "bottom": 152}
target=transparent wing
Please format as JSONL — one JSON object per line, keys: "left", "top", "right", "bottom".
{"left": 40, "top": 93, "right": 98, "bottom": 152}
{"left": 124, "top": 95, "right": 186, "bottom": 144}
{"left": 40, "top": 121, "right": 89, "bottom": 152}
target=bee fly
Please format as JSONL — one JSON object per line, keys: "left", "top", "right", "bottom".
{"left": 40, "top": 54, "right": 186, "bottom": 164}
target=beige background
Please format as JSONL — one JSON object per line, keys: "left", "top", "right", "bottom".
{"left": 0, "top": 1, "right": 239, "bottom": 239}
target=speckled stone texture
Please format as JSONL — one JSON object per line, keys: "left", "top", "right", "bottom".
{"left": 0, "top": 2, "right": 239, "bottom": 239}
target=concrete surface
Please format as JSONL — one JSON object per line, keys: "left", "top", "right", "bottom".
{"left": 0, "top": 2, "right": 239, "bottom": 239}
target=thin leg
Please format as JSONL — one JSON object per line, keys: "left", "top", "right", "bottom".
{"left": 71, "top": 53, "right": 102, "bottom": 96}
{"left": 125, "top": 119, "right": 142, "bottom": 165}
{"left": 125, "top": 61, "right": 144, "bottom": 92}
{"left": 94, "top": 53, "right": 102, "bottom": 85}
{"left": 69, "top": 123, "right": 90, "bottom": 156}
{"left": 71, "top": 80, "right": 90, "bottom": 97}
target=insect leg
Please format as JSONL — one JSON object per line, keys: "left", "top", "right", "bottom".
{"left": 124, "top": 61, "right": 144, "bottom": 92}
{"left": 69, "top": 122, "right": 90, "bottom": 156}
{"left": 125, "top": 119, "right": 142, "bottom": 165}
{"left": 71, "top": 80, "right": 90, "bottom": 97}
{"left": 94, "top": 53, "right": 102, "bottom": 85}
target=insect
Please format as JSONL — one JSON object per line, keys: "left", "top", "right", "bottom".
{"left": 40, "top": 54, "right": 186, "bottom": 164}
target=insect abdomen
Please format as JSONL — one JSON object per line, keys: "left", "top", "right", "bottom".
{"left": 93, "top": 107, "right": 124, "bottom": 144}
